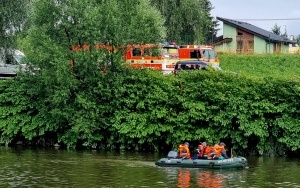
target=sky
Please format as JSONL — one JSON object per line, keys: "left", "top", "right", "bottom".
{"left": 209, "top": 0, "right": 300, "bottom": 38}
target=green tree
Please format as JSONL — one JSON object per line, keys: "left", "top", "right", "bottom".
{"left": 0, "top": 0, "right": 31, "bottom": 53}
{"left": 150, "top": 0, "right": 215, "bottom": 44}
{"left": 201, "top": 0, "right": 220, "bottom": 44}
{"left": 295, "top": 34, "right": 300, "bottom": 46}
{"left": 271, "top": 23, "right": 281, "bottom": 35}
{"left": 16, "top": 0, "right": 167, "bottom": 148}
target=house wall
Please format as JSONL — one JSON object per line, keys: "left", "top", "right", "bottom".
{"left": 214, "top": 24, "right": 236, "bottom": 53}
{"left": 281, "top": 44, "right": 289, "bottom": 53}
{"left": 254, "top": 36, "right": 272, "bottom": 54}
{"left": 214, "top": 42, "right": 233, "bottom": 53}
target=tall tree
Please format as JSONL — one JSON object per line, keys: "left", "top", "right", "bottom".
{"left": 296, "top": 34, "right": 300, "bottom": 46}
{"left": 150, "top": 0, "right": 215, "bottom": 44}
{"left": 271, "top": 23, "right": 281, "bottom": 35}
{"left": 202, "top": 0, "right": 219, "bottom": 44}
{"left": 0, "top": 0, "right": 31, "bottom": 52}
{"left": 18, "top": 0, "right": 167, "bottom": 147}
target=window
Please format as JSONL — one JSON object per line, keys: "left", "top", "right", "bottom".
{"left": 144, "top": 48, "right": 151, "bottom": 56}
{"left": 144, "top": 46, "right": 161, "bottom": 56}
{"left": 190, "top": 50, "right": 201, "bottom": 58}
{"left": 152, "top": 47, "right": 161, "bottom": 56}
{"left": 132, "top": 48, "right": 141, "bottom": 56}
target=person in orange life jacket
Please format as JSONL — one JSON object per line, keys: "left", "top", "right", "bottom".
{"left": 178, "top": 142, "right": 191, "bottom": 159}
{"left": 209, "top": 144, "right": 220, "bottom": 159}
{"left": 196, "top": 142, "right": 208, "bottom": 159}
{"left": 200, "top": 142, "right": 214, "bottom": 159}
{"left": 209, "top": 142, "right": 228, "bottom": 159}
{"left": 219, "top": 142, "right": 228, "bottom": 159}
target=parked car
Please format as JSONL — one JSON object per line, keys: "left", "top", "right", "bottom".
{"left": 173, "top": 60, "right": 211, "bottom": 73}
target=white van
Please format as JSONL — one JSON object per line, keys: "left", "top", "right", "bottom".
{"left": 0, "top": 50, "right": 26, "bottom": 78}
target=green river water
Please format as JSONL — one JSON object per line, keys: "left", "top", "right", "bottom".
{"left": 0, "top": 147, "right": 300, "bottom": 187}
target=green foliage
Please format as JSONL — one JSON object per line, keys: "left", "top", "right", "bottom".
{"left": 2, "top": 1, "right": 300, "bottom": 156}
{"left": 296, "top": 34, "right": 300, "bottom": 46}
{"left": 271, "top": 23, "right": 281, "bottom": 35}
{"left": 150, "top": 0, "right": 214, "bottom": 44}
{"left": 2, "top": 57, "right": 300, "bottom": 155}
{"left": 0, "top": 0, "right": 32, "bottom": 56}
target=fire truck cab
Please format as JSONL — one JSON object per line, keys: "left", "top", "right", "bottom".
{"left": 178, "top": 45, "right": 219, "bottom": 66}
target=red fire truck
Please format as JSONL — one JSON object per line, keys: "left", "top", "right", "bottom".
{"left": 71, "top": 42, "right": 219, "bottom": 74}
{"left": 123, "top": 42, "right": 179, "bottom": 74}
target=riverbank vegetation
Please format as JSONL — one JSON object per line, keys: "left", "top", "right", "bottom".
{"left": 1, "top": 53, "right": 300, "bottom": 156}
{"left": 1, "top": 0, "right": 300, "bottom": 156}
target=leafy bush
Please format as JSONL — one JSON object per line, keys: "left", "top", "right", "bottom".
{"left": 1, "top": 57, "right": 300, "bottom": 156}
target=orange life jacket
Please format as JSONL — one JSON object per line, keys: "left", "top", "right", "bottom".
{"left": 203, "top": 146, "right": 214, "bottom": 159}
{"left": 217, "top": 145, "right": 226, "bottom": 157}
{"left": 178, "top": 144, "right": 190, "bottom": 159}
{"left": 203, "top": 146, "right": 212, "bottom": 155}
{"left": 213, "top": 144, "right": 221, "bottom": 157}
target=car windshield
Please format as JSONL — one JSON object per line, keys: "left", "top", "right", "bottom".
{"left": 14, "top": 54, "right": 25, "bottom": 64}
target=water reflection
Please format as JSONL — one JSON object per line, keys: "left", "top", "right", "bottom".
{"left": 177, "top": 169, "right": 191, "bottom": 188}
{"left": 161, "top": 167, "right": 244, "bottom": 188}
{"left": 196, "top": 170, "right": 225, "bottom": 188}
{"left": 176, "top": 168, "right": 226, "bottom": 188}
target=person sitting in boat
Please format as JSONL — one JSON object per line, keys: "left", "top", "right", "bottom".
{"left": 199, "top": 142, "right": 213, "bottom": 159}
{"left": 209, "top": 144, "right": 220, "bottom": 159}
{"left": 196, "top": 142, "right": 208, "bottom": 159}
{"left": 209, "top": 142, "right": 228, "bottom": 159}
{"left": 218, "top": 142, "right": 228, "bottom": 159}
{"left": 196, "top": 142, "right": 204, "bottom": 158}
{"left": 178, "top": 142, "right": 191, "bottom": 159}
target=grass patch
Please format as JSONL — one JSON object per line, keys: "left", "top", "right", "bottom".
{"left": 219, "top": 54, "right": 300, "bottom": 79}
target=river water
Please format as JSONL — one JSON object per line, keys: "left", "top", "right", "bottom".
{"left": 0, "top": 147, "right": 300, "bottom": 188}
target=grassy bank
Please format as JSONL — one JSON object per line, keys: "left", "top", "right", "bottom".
{"left": 219, "top": 54, "right": 300, "bottom": 79}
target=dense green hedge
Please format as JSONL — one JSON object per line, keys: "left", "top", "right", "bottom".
{"left": 1, "top": 54, "right": 300, "bottom": 156}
